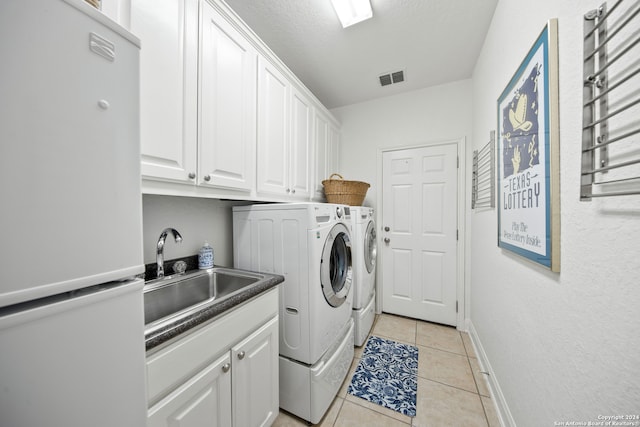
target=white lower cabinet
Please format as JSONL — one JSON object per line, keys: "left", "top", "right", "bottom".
{"left": 232, "top": 318, "right": 279, "bottom": 427}
{"left": 146, "top": 288, "right": 279, "bottom": 427}
{"left": 147, "top": 352, "right": 232, "bottom": 427}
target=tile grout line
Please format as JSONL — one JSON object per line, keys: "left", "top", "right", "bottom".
{"left": 328, "top": 397, "right": 345, "bottom": 427}
{"left": 419, "top": 376, "right": 483, "bottom": 397}
{"left": 415, "top": 342, "right": 469, "bottom": 358}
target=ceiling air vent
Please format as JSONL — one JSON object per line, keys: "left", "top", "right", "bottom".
{"left": 379, "top": 74, "right": 392, "bottom": 86}
{"left": 378, "top": 70, "right": 405, "bottom": 87}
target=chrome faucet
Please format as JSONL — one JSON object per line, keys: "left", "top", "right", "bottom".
{"left": 156, "top": 228, "right": 183, "bottom": 279}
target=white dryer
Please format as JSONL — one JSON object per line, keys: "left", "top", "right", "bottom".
{"left": 233, "top": 203, "right": 355, "bottom": 424}
{"left": 349, "top": 206, "right": 377, "bottom": 346}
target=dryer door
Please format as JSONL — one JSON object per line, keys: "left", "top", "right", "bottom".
{"left": 364, "top": 220, "right": 377, "bottom": 274}
{"left": 320, "top": 223, "right": 352, "bottom": 307}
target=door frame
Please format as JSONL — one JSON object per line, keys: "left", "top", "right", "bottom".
{"left": 375, "top": 138, "right": 468, "bottom": 329}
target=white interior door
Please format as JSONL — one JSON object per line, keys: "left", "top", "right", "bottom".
{"left": 381, "top": 143, "right": 458, "bottom": 326}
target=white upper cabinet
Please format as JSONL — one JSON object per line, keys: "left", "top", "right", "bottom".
{"left": 257, "top": 58, "right": 289, "bottom": 196}
{"left": 313, "top": 110, "right": 340, "bottom": 201}
{"left": 314, "top": 112, "right": 329, "bottom": 201}
{"left": 199, "top": 1, "right": 257, "bottom": 191}
{"left": 329, "top": 121, "right": 341, "bottom": 177}
{"left": 290, "top": 87, "right": 313, "bottom": 198}
{"left": 132, "top": 0, "right": 339, "bottom": 201}
{"left": 257, "top": 58, "right": 313, "bottom": 199}
{"left": 134, "top": 0, "right": 256, "bottom": 194}
{"left": 132, "top": 0, "right": 198, "bottom": 184}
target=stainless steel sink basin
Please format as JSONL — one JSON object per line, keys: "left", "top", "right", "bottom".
{"left": 143, "top": 267, "right": 264, "bottom": 327}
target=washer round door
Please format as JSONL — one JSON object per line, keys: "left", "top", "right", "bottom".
{"left": 320, "top": 222, "right": 353, "bottom": 307}
{"left": 364, "top": 220, "right": 377, "bottom": 274}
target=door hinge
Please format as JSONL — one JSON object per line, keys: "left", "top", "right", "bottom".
{"left": 456, "top": 301, "right": 458, "bottom": 313}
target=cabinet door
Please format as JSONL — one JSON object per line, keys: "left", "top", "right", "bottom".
{"left": 257, "top": 57, "right": 290, "bottom": 196}
{"left": 314, "top": 112, "right": 330, "bottom": 200}
{"left": 232, "top": 317, "right": 279, "bottom": 427}
{"left": 199, "top": 1, "right": 257, "bottom": 191}
{"left": 132, "top": 0, "right": 198, "bottom": 184}
{"left": 148, "top": 352, "right": 232, "bottom": 427}
{"left": 289, "top": 88, "right": 313, "bottom": 199}
{"left": 328, "top": 122, "right": 341, "bottom": 178}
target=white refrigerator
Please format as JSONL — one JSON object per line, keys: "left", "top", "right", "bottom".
{"left": 0, "top": 1, "right": 147, "bottom": 426}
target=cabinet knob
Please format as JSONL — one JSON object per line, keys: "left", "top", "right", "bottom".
{"left": 204, "top": 175, "right": 211, "bottom": 182}
{"left": 222, "top": 363, "right": 230, "bottom": 373}
{"left": 237, "top": 351, "right": 245, "bottom": 360}
{"left": 97, "top": 99, "right": 110, "bottom": 110}
{"left": 188, "top": 172, "right": 196, "bottom": 179}
{"left": 384, "top": 226, "right": 390, "bottom": 232}
{"left": 286, "top": 188, "right": 291, "bottom": 193}
{"left": 291, "top": 189, "right": 296, "bottom": 194}
{"left": 384, "top": 237, "right": 390, "bottom": 244}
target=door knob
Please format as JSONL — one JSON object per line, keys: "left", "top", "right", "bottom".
{"left": 384, "top": 237, "right": 390, "bottom": 243}
{"left": 384, "top": 226, "right": 390, "bottom": 232}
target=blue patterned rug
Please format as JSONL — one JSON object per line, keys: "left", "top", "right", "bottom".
{"left": 347, "top": 336, "right": 418, "bottom": 417}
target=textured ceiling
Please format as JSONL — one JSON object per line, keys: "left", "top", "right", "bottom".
{"left": 224, "top": 0, "right": 498, "bottom": 109}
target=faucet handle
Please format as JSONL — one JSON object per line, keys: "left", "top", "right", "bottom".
{"left": 173, "top": 261, "right": 187, "bottom": 275}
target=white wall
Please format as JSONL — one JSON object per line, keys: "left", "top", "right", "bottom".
{"left": 470, "top": 0, "right": 640, "bottom": 425}
{"left": 142, "top": 195, "right": 249, "bottom": 268}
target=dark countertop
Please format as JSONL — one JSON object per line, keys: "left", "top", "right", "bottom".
{"left": 144, "top": 269, "right": 283, "bottom": 353}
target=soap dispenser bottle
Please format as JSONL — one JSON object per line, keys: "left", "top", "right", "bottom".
{"left": 198, "top": 242, "right": 214, "bottom": 269}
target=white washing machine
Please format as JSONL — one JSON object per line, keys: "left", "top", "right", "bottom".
{"left": 349, "top": 206, "right": 377, "bottom": 346}
{"left": 233, "top": 203, "right": 355, "bottom": 424}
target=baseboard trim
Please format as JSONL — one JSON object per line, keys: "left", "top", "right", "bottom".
{"left": 467, "top": 321, "right": 516, "bottom": 427}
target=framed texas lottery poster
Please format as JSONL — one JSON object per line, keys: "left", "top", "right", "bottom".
{"left": 497, "top": 20, "right": 560, "bottom": 272}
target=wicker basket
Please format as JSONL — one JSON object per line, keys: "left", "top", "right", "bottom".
{"left": 322, "top": 173, "right": 370, "bottom": 206}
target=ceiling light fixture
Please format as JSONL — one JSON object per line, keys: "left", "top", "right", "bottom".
{"left": 330, "top": 0, "right": 373, "bottom": 28}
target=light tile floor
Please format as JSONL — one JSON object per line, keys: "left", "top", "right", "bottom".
{"left": 273, "top": 313, "right": 501, "bottom": 427}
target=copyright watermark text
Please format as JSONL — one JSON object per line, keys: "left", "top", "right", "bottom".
{"left": 554, "top": 415, "right": 640, "bottom": 426}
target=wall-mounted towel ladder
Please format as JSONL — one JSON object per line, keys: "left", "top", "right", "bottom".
{"left": 581, "top": 0, "right": 640, "bottom": 199}
{"left": 472, "top": 131, "right": 496, "bottom": 209}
